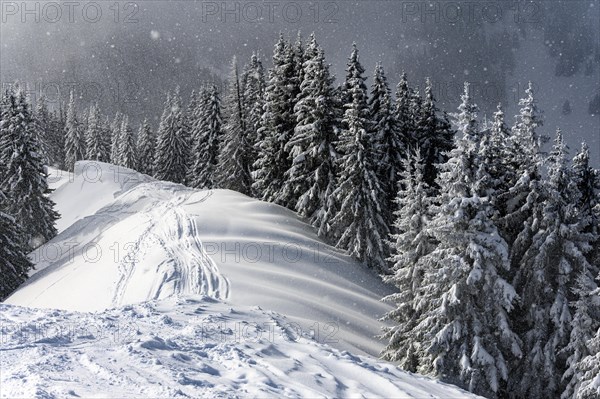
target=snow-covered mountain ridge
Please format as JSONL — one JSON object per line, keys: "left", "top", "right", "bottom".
{"left": 1, "top": 161, "right": 480, "bottom": 398}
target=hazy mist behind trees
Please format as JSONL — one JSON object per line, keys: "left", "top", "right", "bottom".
{"left": 1, "top": 0, "right": 598, "bottom": 164}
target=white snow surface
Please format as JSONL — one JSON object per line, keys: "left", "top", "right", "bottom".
{"left": 0, "top": 296, "right": 479, "bottom": 398}
{"left": 2, "top": 161, "right": 480, "bottom": 398}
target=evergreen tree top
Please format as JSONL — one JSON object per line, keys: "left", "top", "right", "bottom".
{"left": 395, "top": 72, "right": 409, "bottom": 99}
{"left": 454, "top": 82, "right": 479, "bottom": 144}
{"left": 342, "top": 43, "right": 366, "bottom": 102}
{"left": 369, "top": 63, "right": 392, "bottom": 113}
{"left": 424, "top": 77, "right": 435, "bottom": 104}
{"left": 492, "top": 103, "right": 506, "bottom": 131}
{"left": 547, "top": 129, "right": 570, "bottom": 187}
{"left": 347, "top": 42, "right": 364, "bottom": 75}
{"left": 293, "top": 31, "right": 304, "bottom": 54}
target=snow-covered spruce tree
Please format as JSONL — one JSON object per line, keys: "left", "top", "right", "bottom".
{"left": 242, "top": 52, "right": 266, "bottom": 177}
{"left": 84, "top": 104, "right": 99, "bottom": 161}
{"left": 117, "top": 116, "right": 137, "bottom": 169}
{"left": 136, "top": 118, "right": 155, "bottom": 176}
{"left": 380, "top": 149, "right": 435, "bottom": 371}
{"left": 186, "top": 89, "right": 200, "bottom": 137}
{"left": 484, "top": 104, "right": 512, "bottom": 195}
{"left": 468, "top": 107, "right": 519, "bottom": 352}
{"left": 181, "top": 90, "right": 200, "bottom": 184}
{"left": 100, "top": 116, "right": 112, "bottom": 161}
{"left": 330, "top": 42, "right": 369, "bottom": 192}
{"left": 154, "top": 89, "right": 189, "bottom": 184}
{"left": 408, "top": 88, "right": 423, "bottom": 143}
{"left": 0, "top": 89, "right": 6, "bottom": 118}
{"left": 153, "top": 96, "right": 170, "bottom": 176}
{"left": 416, "top": 78, "right": 454, "bottom": 188}
{"left": 279, "top": 34, "right": 339, "bottom": 236}
{"left": 0, "top": 192, "right": 33, "bottom": 301}
{"left": 187, "top": 87, "right": 209, "bottom": 188}
{"left": 216, "top": 57, "right": 253, "bottom": 195}
{"left": 339, "top": 43, "right": 365, "bottom": 117}
{"left": 563, "top": 269, "right": 600, "bottom": 398}
{"left": 188, "top": 85, "right": 222, "bottom": 189}
{"left": 517, "top": 82, "right": 548, "bottom": 152}
{"left": 0, "top": 88, "right": 15, "bottom": 187}
{"left": 109, "top": 111, "right": 122, "bottom": 164}
{"left": 572, "top": 142, "right": 600, "bottom": 267}
{"left": 574, "top": 315, "right": 600, "bottom": 398}
{"left": 48, "top": 105, "right": 66, "bottom": 169}
{"left": 64, "top": 90, "right": 84, "bottom": 170}
{"left": 85, "top": 103, "right": 109, "bottom": 162}
{"left": 394, "top": 72, "right": 415, "bottom": 148}
{"left": 368, "top": 62, "right": 403, "bottom": 225}
{"left": 292, "top": 31, "right": 305, "bottom": 90}
{"left": 412, "top": 83, "right": 521, "bottom": 398}
{"left": 33, "top": 95, "right": 51, "bottom": 164}
{"left": 572, "top": 142, "right": 600, "bottom": 217}
{"left": 497, "top": 86, "right": 546, "bottom": 317}
{"left": 204, "top": 85, "right": 224, "bottom": 188}
{"left": 330, "top": 45, "right": 389, "bottom": 270}
{"left": 252, "top": 35, "right": 298, "bottom": 203}
{"left": 473, "top": 103, "right": 515, "bottom": 223}
{"left": 500, "top": 82, "right": 545, "bottom": 246}
{"left": 0, "top": 89, "right": 59, "bottom": 249}
{"left": 511, "top": 130, "right": 594, "bottom": 398}
{"left": 78, "top": 107, "right": 89, "bottom": 153}
{"left": 560, "top": 141, "right": 600, "bottom": 399}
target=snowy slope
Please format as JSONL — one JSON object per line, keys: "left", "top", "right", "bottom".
{"left": 2, "top": 161, "right": 481, "bottom": 398}
{"left": 0, "top": 296, "right": 480, "bottom": 398}
{"left": 7, "top": 162, "right": 393, "bottom": 357}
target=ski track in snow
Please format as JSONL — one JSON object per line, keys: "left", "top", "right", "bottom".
{"left": 112, "top": 188, "right": 229, "bottom": 306}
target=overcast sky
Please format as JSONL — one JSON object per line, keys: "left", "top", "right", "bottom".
{"left": 1, "top": 0, "right": 598, "bottom": 164}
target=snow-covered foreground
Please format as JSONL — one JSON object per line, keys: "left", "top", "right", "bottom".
{"left": 2, "top": 162, "right": 480, "bottom": 398}
{"left": 0, "top": 296, "right": 479, "bottom": 398}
